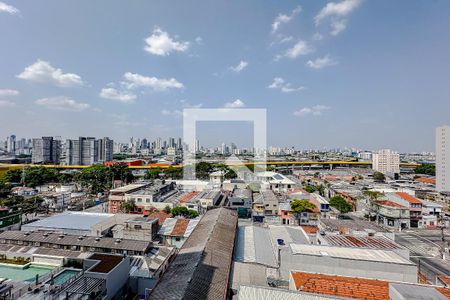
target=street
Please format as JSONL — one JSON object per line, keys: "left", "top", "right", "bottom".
{"left": 395, "top": 230, "right": 450, "bottom": 284}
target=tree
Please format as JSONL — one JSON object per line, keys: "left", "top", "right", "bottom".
{"left": 145, "top": 167, "right": 161, "bottom": 180}
{"left": 290, "top": 199, "right": 317, "bottom": 225}
{"left": 187, "top": 209, "right": 199, "bottom": 218}
{"left": 163, "top": 205, "right": 171, "bottom": 214}
{"left": 74, "top": 165, "right": 112, "bottom": 194}
{"left": 373, "top": 171, "right": 386, "bottom": 183}
{"left": 196, "top": 162, "right": 213, "bottom": 179}
{"left": 110, "top": 163, "right": 134, "bottom": 183}
{"left": 329, "top": 195, "right": 352, "bottom": 214}
{"left": 304, "top": 185, "right": 316, "bottom": 193}
{"left": 290, "top": 199, "right": 317, "bottom": 214}
{"left": 164, "top": 167, "right": 183, "bottom": 179}
{"left": 171, "top": 206, "right": 189, "bottom": 217}
{"left": 171, "top": 206, "right": 199, "bottom": 219}
{"left": 121, "top": 200, "right": 136, "bottom": 213}
{"left": 414, "top": 164, "right": 435, "bottom": 176}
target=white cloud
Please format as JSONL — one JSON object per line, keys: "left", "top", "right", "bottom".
{"left": 144, "top": 27, "right": 190, "bottom": 56}
{"left": 99, "top": 88, "right": 136, "bottom": 103}
{"left": 279, "top": 36, "right": 294, "bottom": 43}
{"left": 229, "top": 60, "right": 248, "bottom": 73}
{"left": 307, "top": 55, "right": 338, "bottom": 69}
{"left": 35, "top": 96, "right": 90, "bottom": 111}
{"left": 17, "top": 60, "right": 83, "bottom": 87}
{"left": 330, "top": 19, "right": 347, "bottom": 35}
{"left": 224, "top": 99, "right": 245, "bottom": 108}
{"left": 0, "top": 2, "right": 19, "bottom": 15}
{"left": 284, "top": 40, "right": 314, "bottom": 59}
{"left": 272, "top": 6, "right": 302, "bottom": 33}
{"left": 0, "top": 100, "right": 16, "bottom": 107}
{"left": 312, "top": 33, "right": 324, "bottom": 41}
{"left": 195, "top": 37, "right": 203, "bottom": 44}
{"left": 268, "top": 77, "right": 304, "bottom": 93}
{"left": 315, "top": 0, "right": 361, "bottom": 24}
{"left": 0, "top": 89, "right": 19, "bottom": 96}
{"left": 314, "top": 0, "right": 361, "bottom": 35}
{"left": 123, "top": 72, "right": 184, "bottom": 91}
{"left": 293, "top": 105, "right": 331, "bottom": 117}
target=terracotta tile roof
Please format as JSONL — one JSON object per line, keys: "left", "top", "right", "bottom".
{"left": 179, "top": 191, "right": 198, "bottom": 203}
{"left": 436, "top": 287, "right": 450, "bottom": 299}
{"left": 301, "top": 226, "right": 319, "bottom": 234}
{"left": 146, "top": 211, "right": 172, "bottom": 225}
{"left": 395, "top": 192, "right": 422, "bottom": 205}
{"left": 375, "top": 200, "right": 408, "bottom": 209}
{"left": 291, "top": 272, "right": 389, "bottom": 300}
{"left": 415, "top": 177, "right": 436, "bottom": 185}
{"left": 170, "top": 218, "right": 190, "bottom": 236}
{"left": 439, "top": 275, "right": 450, "bottom": 287}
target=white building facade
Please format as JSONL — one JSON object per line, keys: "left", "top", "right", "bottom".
{"left": 437, "top": 126, "right": 450, "bottom": 192}
{"left": 372, "top": 149, "right": 400, "bottom": 174}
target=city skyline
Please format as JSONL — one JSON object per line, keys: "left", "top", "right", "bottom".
{"left": 1, "top": 1, "right": 450, "bottom": 152}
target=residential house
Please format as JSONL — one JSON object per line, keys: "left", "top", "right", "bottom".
{"left": 386, "top": 192, "right": 423, "bottom": 228}
{"left": 374, "top": 200, "right": 410, "bottom": 230}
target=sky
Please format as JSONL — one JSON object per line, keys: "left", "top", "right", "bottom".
{"left": 1, "top": 0, "right": 450, "bottom": 152}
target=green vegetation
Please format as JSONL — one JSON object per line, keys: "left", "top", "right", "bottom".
{"left": 2, "top": 167, "right": 59, "bottom": 187}
{"left": 121, "top": 199, "right": 136, "bottom": 213}
{"left": 74, "top": 164, "right": 134, "bottom": 194}
{"left": 163, "top": 205, "right": 171, "bottom": 214}
{"left": 290, "top": 199, "right": 316, "bottom": 214}
{"left": 329, "top": 195, "right": 352, "bottom": 213}
{"left": 414, "top": 164, "right": 435, "bottom": 176}
{"left": 372, "top": 171, "right": 386, "bottom": 183}
{"left": 303, "top": 184, "right": 324, "bottom": 196}
{"left": 171, "top": 206, "right": 199, "bottom": 218}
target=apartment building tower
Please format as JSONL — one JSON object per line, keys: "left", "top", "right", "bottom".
{"left": 372, "top": 149, "right": 400, "bottom": 174}
{"left": 437, "top": 126, "right": 450, "bottom": 192}
{"left": 32, "top": 136, "right": 61, "bottom": 164}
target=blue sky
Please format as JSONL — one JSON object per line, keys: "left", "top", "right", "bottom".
{"left": 1, "top": 0, "right": 450, "bottom": 152}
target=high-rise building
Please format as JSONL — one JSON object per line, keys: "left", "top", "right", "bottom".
{"left": 7, "top": 135, "right": 16, "bottom": 154}
{"left": 97, "top": 137, "right": 114, "bottom": 162}
{"left": 372, "top": 149, "right": 400, "bottom": 174}
{"left": 65, "top": 137, "right": 113, "bottom": 165}
{"left": 32, "top": 137, "right": 61, "bottom": 164}
{"left": 436, "top": 126, "right": 450, "bottom": 192}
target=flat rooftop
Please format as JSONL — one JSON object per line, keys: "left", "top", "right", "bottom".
{"left": 21, "top": 212, "right": 113, "bottom": 232}
{"left": 290, "top": 244, "right": 413, "bottom": 265}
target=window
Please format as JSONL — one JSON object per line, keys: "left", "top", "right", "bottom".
{"left": 175, "top": 237, "right": 181, "bottom": 241}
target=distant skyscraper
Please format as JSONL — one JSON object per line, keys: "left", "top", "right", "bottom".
{"left": 65, "top": 137, "right": 107, "bottom": 165}
{"left": 177, "top": 137, "right": 182, "bottom": 150}
{"left": 7, "top": 134, "right": 16, "bottom": 154}
{"left": 436, "top": 126, "right": 450, "bottom": 192}
{"left": 372, "top": 149, "right": 400, "bottom": 174}
{"left": 97, "top": 137, "right": 114, "bottom": 162}
{"left": 32, "top": 137, "right": 61, "bottom": 164}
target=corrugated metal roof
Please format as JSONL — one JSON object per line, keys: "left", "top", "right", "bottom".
{"left": 237, "top": 285, "right": 345, "bottom": 300}
{"left": 323, "top": 235, "right": 402, "bottom": 250}
{"left": 158, "top": 218, "right": 200, "bottom": 238}
{"left": 234, "top": 225, "right": 277, "bottom": 267}
{"left": 290, "top": 244, "right": 413, "bottom": 265}
{"left": 150, "top": 208, "right": 237, "bottom": 300}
